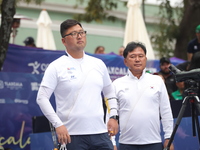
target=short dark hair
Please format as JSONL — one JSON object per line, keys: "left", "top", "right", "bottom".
{"left": 23, "top": 36, "right": 35, "bottom": 45}
{"left": 123, "top": 41, "right": 146, "bottom": 58}
{"left": 159, "top": 57, "right": 171, "bottom": 65}
{"left": 13, "top": 18, "right": 20, "bottom": 23}
{"left": 60, "top": 19, "right": 82, "bottom": 38}
{"left": 94, "top": 46, "right": 105, "bottom": 53}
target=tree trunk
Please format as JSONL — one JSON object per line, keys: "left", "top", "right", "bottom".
{"left": 0, "top": 0, "right": 15, "bottom": 70}
{"left": 174, "top": 0, "right": 200, "bottom": 60}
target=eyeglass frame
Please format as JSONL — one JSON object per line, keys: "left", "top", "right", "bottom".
{"left": 63, "top": 31, "right": 87, "bottom": 38}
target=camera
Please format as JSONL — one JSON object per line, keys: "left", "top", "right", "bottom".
{"left": 169, "top": 64, "right": 200, "bottom": 82}
{"left": 164, "top": 64, "right": 200, "bottom": 150}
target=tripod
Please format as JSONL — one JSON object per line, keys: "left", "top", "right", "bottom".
{"left": 164, "top": 83, "right": 200, "bottom": 150}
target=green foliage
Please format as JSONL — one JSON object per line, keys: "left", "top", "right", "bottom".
{"left": 0, "top": 0, "right": 44, "bottom": 70}
{"left": 74, "top": 0, "right": 118, "bottom": 23}
{"left": 0, "top": 0, "right": 44, "bottom": 10}
{"left": 151, "top": 0, "right": 183, "bottom": 58}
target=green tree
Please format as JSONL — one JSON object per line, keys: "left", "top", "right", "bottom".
{"left": 175, "top": 0, "right": 200, "bottom": 60}
{"left": 74, "top": 0, "right": 119, "bottom": 23}
{"left": 1, "top": 0, "right": 199, "bottom": 69}
{"left": 151, "top": 0, "right": 200, "bottom": 60}
{"left": 151, "top": 0, "right": 180, "bottom": 58}
{"left": 0, "top": 0, "right": 15, "bottom": 70}
{"left": 0, "top": 0, "right": 43, "bottom": 70}
{"left": 75, "top": 0, "right": 200, "bottom": 60}
{"left": 0, "top": 0, "right": 121, "bottom": 70}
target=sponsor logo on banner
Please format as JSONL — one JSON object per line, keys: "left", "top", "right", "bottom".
{"left": 28, "top": 61, "right": 49, "bottom": 74}
{"left": 14, "top": 99, "right": 29, "bottom": 104}
{"left": 31, "top": 82, "right": 40, "bottom": 91}
{"left": 4, "top": 82, "right": 23, "bottom": 90}
{"left": 107, "top": 67, "right": 128, "bottom": 75}
{"left": 107, "top": 67, "right": 128, "bottom": 80}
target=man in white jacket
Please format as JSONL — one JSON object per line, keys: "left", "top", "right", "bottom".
{"left": 113, "top": 41, "right": 174, "bottom": 150}
{"left": 36, "top": 19, "right": 118, "bottom": 150}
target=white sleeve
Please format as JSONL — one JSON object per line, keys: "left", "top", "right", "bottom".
{"left": 36, "top": 86, "right": 63, "bottom": 128}
{"left": 159, "top": 80, "right": 174, "bottom": 139}
{"left": 103, "top": 84, "right": 118, "bottom": 117}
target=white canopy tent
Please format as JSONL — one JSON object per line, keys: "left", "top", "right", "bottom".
{"left": 36, "top": 9, "right": 56, "bottom": 50}
{"left": 123, "top": 0, "right": 155, "bottom": 60}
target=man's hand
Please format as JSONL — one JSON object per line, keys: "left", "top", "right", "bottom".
{"left": 56, "top": 125, "right": 71, "bottom": 144}
{"left": 113, "top": 145, "right": 118, "bottom": 150}
{"left": 107, "top": 118, "right": 119, "bottom": 136}
{"left": 164, "top": 139, "right": 174, "bottom": 150}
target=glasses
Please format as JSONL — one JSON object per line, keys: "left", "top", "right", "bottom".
{"left": 63, "top": 31, "right": 87, "bottom": 38}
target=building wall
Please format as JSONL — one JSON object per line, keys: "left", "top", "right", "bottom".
{"left": 14, "top": 0, "right": 160, "bottom": 54}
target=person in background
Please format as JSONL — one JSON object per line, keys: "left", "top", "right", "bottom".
{"left": 186, "top": 51, "right": 200, "bottom": 98}
{"left": 36, "top": 19, "right": 118, "bottom": 150}
{"left": 118, "top": 46, "right": 125, "bottom": 56}
{"left": 187, "top": 51, "right": 200, "bottom": 70}
{"left": 113, "top": 41, "right": 174, "bottom": 150}
{"left": 154, "top": 57, "right": 177, "bottom": 100}
{"left": 157, "top": 74, "right": 165, "bottom": 81}
{"left": 171, "top": 81, "right": 185, "bottom": 101}
{"left": 94, "top": 46, "right": 105, "bottom": 54}
{"left": 187, "top": 24, "right": 200, "bottom": 61}
{"left": 23, "top": 37, "right": 36, "bottom": 47}
{"left": 176, "top": 61, "right": 190, "bottom": 71}
{"left": 12, "top": 18, "right": 20, "bottom": 29}
{"left": 10, "top": 18, "right": 21, "bottom": 44}
{"left": 177, "top": 25, "right": 200, "bottom": 71}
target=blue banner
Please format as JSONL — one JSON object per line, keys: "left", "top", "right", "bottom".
{"left": 0, "top": 72, "right": 56, "bottom": 150}
{"left": 2, "top": 44, "right": 185, "bottom": 80}
{"left": 0, "top": 44, "right": 189, "bottom": 150}
{"left": 0, "top": 72, "right": 200, "bottom": 150}
{"left": 2, "top": 44, "right": 63, "bottom": 74}
{"left": 2, "top": 44, "right": 129, "bottom": 81}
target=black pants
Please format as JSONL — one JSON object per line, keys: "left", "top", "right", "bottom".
{"left": 119, "top": 142, "right": 163, "bottom": 150}
{"left": 66, "top": 133, "right": 113, "bottom": 150}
